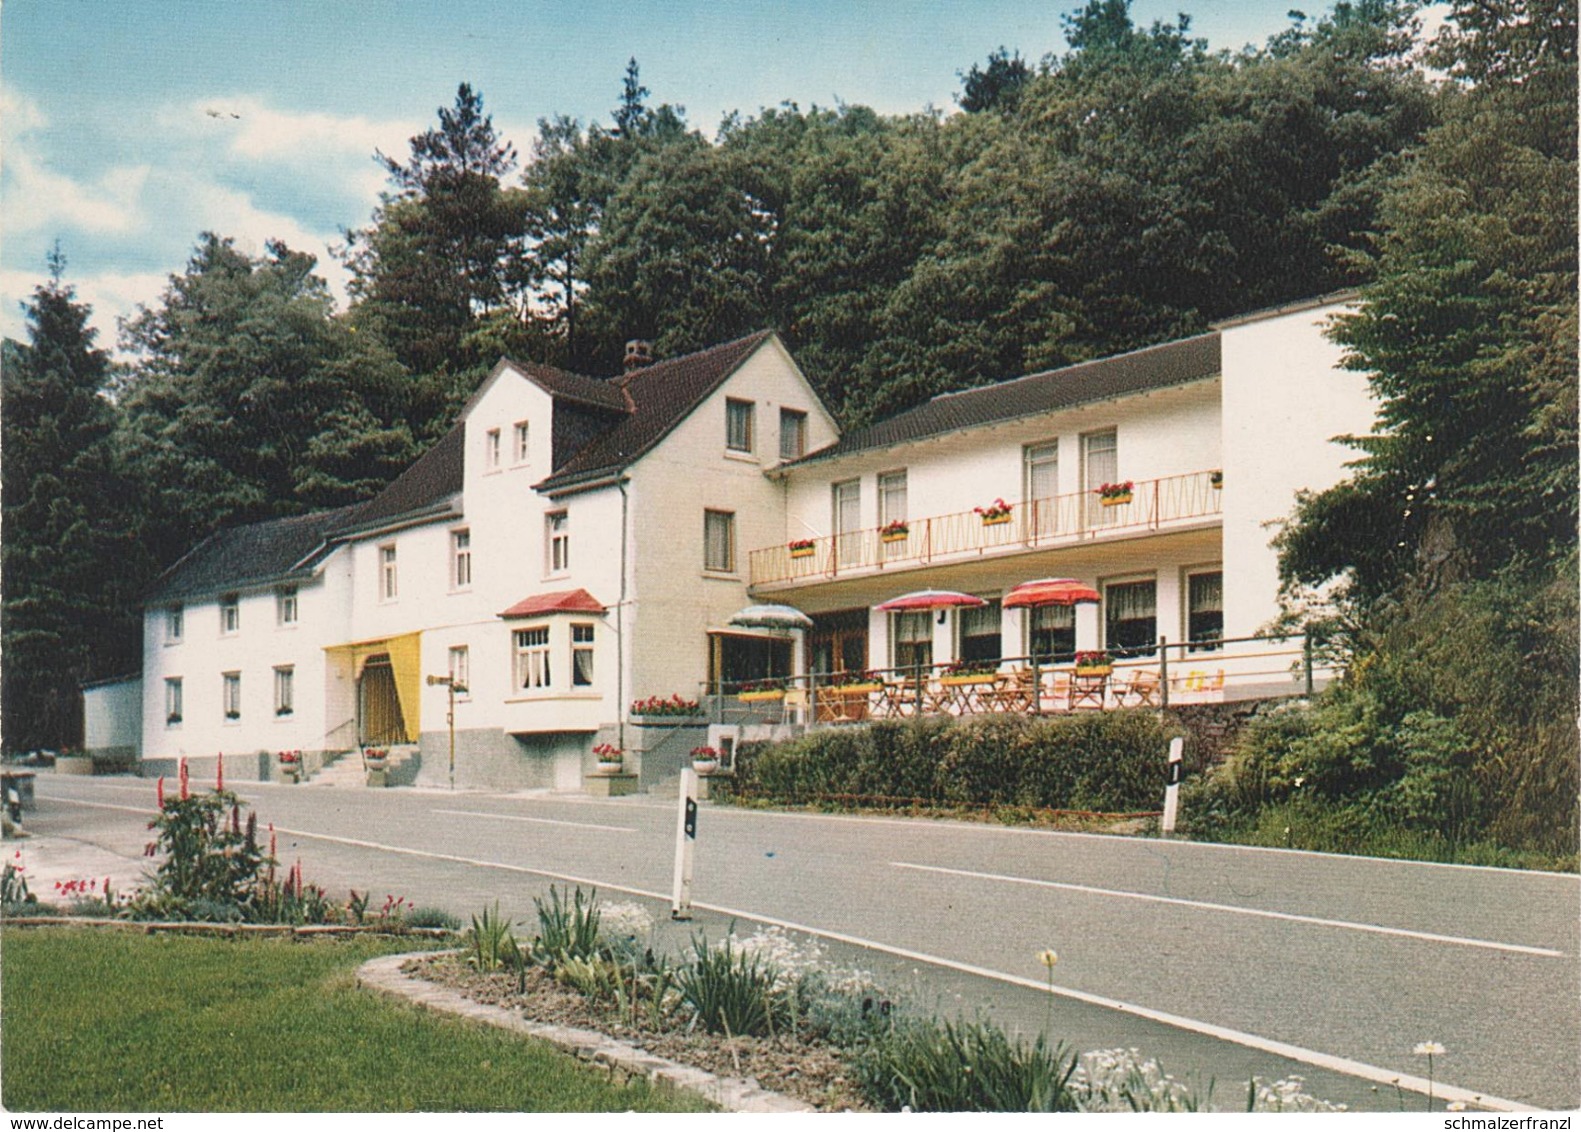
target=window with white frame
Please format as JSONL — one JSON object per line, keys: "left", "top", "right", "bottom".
{"left": 704, "top": 510, "right": 736, "bottom": 573}
{"left": 1083, "top": 429, "right": 1119, "bottom": 525}
{"left": 957, "top": 600, "right": 1002, "bottom": 664}
{"left": 448, "top": 645, "right": 470, "bottom": 694}
{"left": 571, "top": 624, "right": 595, "bottom": 686}
{"left": 514, "top": 626, "right": 551, "bottom": 689}
{"left": 451, "top": 529, "right": 472, "bottom": 590}
{"left": 1025, "top": 440, "right": 1060, "bottom": 536}
{"left": 1028, "top": 604, "right": 1076, "bottom": 664}
{"left": 220, "top": 594, "right": 239, "bottom": 635}
{"left": 891, "top": 610, "right": 933, "bottom": 672}
{"left": 879, "top": 470, "right": 908, "bottom": 555}
{"left": 222, "top": 672, "right": 242, "bottom": 720}
{"left": 277, "top": 586, "right": 298, "bottom": 626}
{"left": 380, "top": 544, "right": 398, "bottom": 600}
{"left": 274, "top": 666, "right": 294, "bottom": 716}
{"left": 1187, "top": 571, "right": 1224, "bottom": 652}
{"left": 833, "top": 478, "right": 861, "bottom": 568}
{"left": 164, "top": 677, "right": 183, "bottom": 726}
{"left": 779, "top": 408, "right": 807, "bottom": 460}
{"left": 546, "top": 512, "right": 569, "bottom": 575}
{"left": 165, "top": 606, "right": 183, "bottom": 644}
{"left": 726, "top": 399, "right": 754, "bottom": 452}
{"left": 1104, "top": 578, "right": 1157, "bottom": 658}
{"left": 513, "top": 421, "right": 530, "bottom": 464}
{"left": 485, "top": 428, "right": 502, "bottom": 470}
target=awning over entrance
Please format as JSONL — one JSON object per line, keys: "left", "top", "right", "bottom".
{"left": 324, "top": 632, "right": 422, "bottom": 742}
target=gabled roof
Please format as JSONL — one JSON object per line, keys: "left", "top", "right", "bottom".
{"left": 535, "top": 331, "right": 777, "bottom": 494}
{"left": 145, "top": 504, "right": 363, "bottom": 605}
{"left": 509, "top": 359, "right": 632, "bottom": 413}
{"left": 785, "top": 332, "right": 1222, "bottom": 469}
{"left": 329, "top": 424, "right": 465, "bottom": 537}
{"left": 498, "top": 588, "right": 607, "bottom": 618}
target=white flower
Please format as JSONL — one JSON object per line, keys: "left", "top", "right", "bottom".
{"left": 1414, "top": 1041, "right": 1446, "bottom": 1057}
{"left": 1038, "top": 949, "right": 1059, "bottom": 969}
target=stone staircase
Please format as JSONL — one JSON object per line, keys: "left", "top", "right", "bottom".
{"left": 304, "top": 746, "right": 419, "bottom": 788}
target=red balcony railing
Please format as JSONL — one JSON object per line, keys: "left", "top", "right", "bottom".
{"left": 750, "top": 469, "right": 1222, "bottom": 588}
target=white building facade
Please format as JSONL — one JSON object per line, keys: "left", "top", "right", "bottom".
{"left": 127, "top": 296, "right": 1373, "bottom": 788}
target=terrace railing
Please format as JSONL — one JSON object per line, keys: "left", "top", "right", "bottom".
{"left": 702, "top": 631, "right": 1332, "bottom": 727}
{"left": 751, "top": 469, "right": 1222, "bottom": 587}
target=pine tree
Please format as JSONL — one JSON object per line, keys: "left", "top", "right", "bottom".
{"left": 1, "top": 252, "right": 145, "bottom": 751}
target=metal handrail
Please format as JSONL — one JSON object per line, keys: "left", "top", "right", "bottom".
{"left": 750, "top": 469, "right": 1222, "bottom": 586}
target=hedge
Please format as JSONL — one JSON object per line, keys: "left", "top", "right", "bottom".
{"left": 731, "top": 712, "right": 1183, "bottom": 814}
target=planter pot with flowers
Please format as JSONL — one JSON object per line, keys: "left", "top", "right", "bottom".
{"left": 1210, "top": 470, "right": 1223, "bottom": 490}
{"left": 975, "top": 498, "right": 1013, "bottom": 526}
{"left": 1073, "top": 651, "right": 1113, "bottom": 677}
{"left": 276, "top": 750, "right": 302, "bottom": 784}
{"left": 591, "top": 743, "right": 625, "bottom": 774}
{"left": 788, "top": 539, "right": 817, "bottom": 560}
{"left": 691, "top": 746, "right": 724, "bottom": 775}
{"left": 1098, "top": 482, "right": 1134, "bottom": 508}
{"left": 879, "top": 521, "right": 909, "bottom": 544}
{"left": 738, "top": 678, "right": 787, "bottom": 703}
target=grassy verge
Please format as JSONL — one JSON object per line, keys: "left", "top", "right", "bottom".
{"left": 0, "top": 927, "right": 713, "bottom": 1113}
{"left": 1185, "top": 798, "right": 1578, "bottom": 872}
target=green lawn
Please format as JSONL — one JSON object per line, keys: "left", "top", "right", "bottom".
{"left": 1, "top": 928, "right": 714, "bottom": 1112}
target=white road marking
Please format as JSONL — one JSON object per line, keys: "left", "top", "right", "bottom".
{"left": 34, "top": 794, "right": 1540, "bottom": 1112}
{"left": 893, "top": 861, "right": 1567, "bottom": 958}
{"left": 432, "top": 809, "right": 636, "bottom": 834}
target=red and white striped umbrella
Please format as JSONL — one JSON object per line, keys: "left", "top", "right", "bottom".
{"left": 1002, "top": 578, "right": 1100, "bottom": 609}
{"left": 875, "top": 590, "right": 988, "bottom": 612}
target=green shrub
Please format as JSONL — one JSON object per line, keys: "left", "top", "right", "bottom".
{"left": 734, "top": 712, "right": 1181, "bottom": 815}
{"left": 856, "top": 1016, "right": 1078, "bottom": 1112}
{"left": 674, "top": 932, "right": 791, "bottom": 1037}
{"left": 467, "top": 903, "right": 519, "bottom": 971}
{"left": 408, "top": 906, "right": 461, "bottom": 931}
{"left": 532, "top": 886, "right": 601, "bottom": 966}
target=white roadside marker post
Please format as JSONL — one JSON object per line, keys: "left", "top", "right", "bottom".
{"left": 671, "top": 766, "right": 699, "bottom": 920}
{"left": 1161, "top": 736, "right": 1184, "bottom": 836}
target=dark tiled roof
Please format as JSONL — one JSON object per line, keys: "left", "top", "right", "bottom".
{"left": 330, "top": 425, "right": 464, "bottom": 536}
{"left": 536, "top": 331, "right": 776, "bottom": 493}
{"left": 790, "top": 333, "right": 1221, "bottom": 467}
{"left": 511, "top": 360, "right": 631, "bottom": 412}
{"left": 145, "top": 505, "right": 364, "bottom": 604}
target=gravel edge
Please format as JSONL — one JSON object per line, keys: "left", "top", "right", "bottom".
{"left": 356, "top": 951, "right": 815, "bottom": 1114}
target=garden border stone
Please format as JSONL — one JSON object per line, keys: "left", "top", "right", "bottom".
{"left": 356, "top": 951, "right": 814, "bottom": 1114}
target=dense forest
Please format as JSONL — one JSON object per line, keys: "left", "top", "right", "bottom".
{"left": 4, "top": 0, "right": 1575, "bottom": 858}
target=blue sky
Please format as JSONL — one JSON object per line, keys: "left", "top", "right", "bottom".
{"left": 1, "top": 0, "right": 1357, "bottom": 348}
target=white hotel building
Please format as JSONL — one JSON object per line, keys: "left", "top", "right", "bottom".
{"left": 107, "top": 293, "right": 1374, "bottom": 790}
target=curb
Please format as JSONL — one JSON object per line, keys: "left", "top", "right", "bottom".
{"left": 356, "top": 951, "right": 815, "bottom": 1114}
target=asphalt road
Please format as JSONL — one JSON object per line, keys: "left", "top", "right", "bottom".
{"left": 22, "top": 774, "right": 1581, "bottom": 1112}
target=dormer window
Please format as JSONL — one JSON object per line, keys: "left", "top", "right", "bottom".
{"left": 277, "top": 586, "right": 298, "bottom": 626}
{"left": 485, "top": 428, "right": 502, "bottom": 471}
{"left": 726, "top": 399, "right": 754, "bottom": 453}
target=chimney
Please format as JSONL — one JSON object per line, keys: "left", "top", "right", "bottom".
{"left": 623, "top": 339, "right": 654, "bottom": 373}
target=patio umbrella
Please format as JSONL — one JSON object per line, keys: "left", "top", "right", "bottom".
{"left": 728, "top": 603, "right": 814, "bottom": 630}
{"left": 875, "top": 590, "right": 988, "bottom": 612}
{"left": 1002, "top": 578, "right": 1100, "bottom": 609}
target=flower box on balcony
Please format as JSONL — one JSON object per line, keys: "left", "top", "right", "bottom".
{"left": 829, "top": 682, "right": 882, "bottom": 694}
{"left": 981, "top": 513, "right": 1013, "bottom": 525}
{"left": 1074, "top": 664, "right": 1113, "bottom": 677}
{"left": 975, "top": 498, "right": 1013, "bottom": 525}
{"left": 1100, "top": 494, "right": 1131, "bottom": 508}
{"left": 941, "top": 674, "right": 994, "bottom": 686}
{"left": 1210, "top": 470, "right": 1223, "bottom": 489}
{"left": 880, "top": 531, "right": 908, "bottom": 544}
{"left": 788, "top": 545, "right": 816, "bottom": 559}
{"left": 1098, "top": 481, "right": 1134, "bottom": 507}
{"left": 738, "top": 689, "right": 785, "bottom": 703}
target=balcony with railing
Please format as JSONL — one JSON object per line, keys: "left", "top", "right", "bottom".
{"left": 750, "top": 469, "right": 1222, "bottom": 589}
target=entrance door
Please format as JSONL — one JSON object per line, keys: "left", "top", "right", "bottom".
{"left": 358, "top": 655, "right": 407, "bottom": 746}
{"left": 807, "top": 608, "right": 869, "bottom": 678}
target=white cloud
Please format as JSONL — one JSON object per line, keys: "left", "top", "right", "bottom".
{"left": 1, "top": 85, "right": 48, "bottom": 134}
{"left": 4, "top": 150, "right": 150, "bottom": 236}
